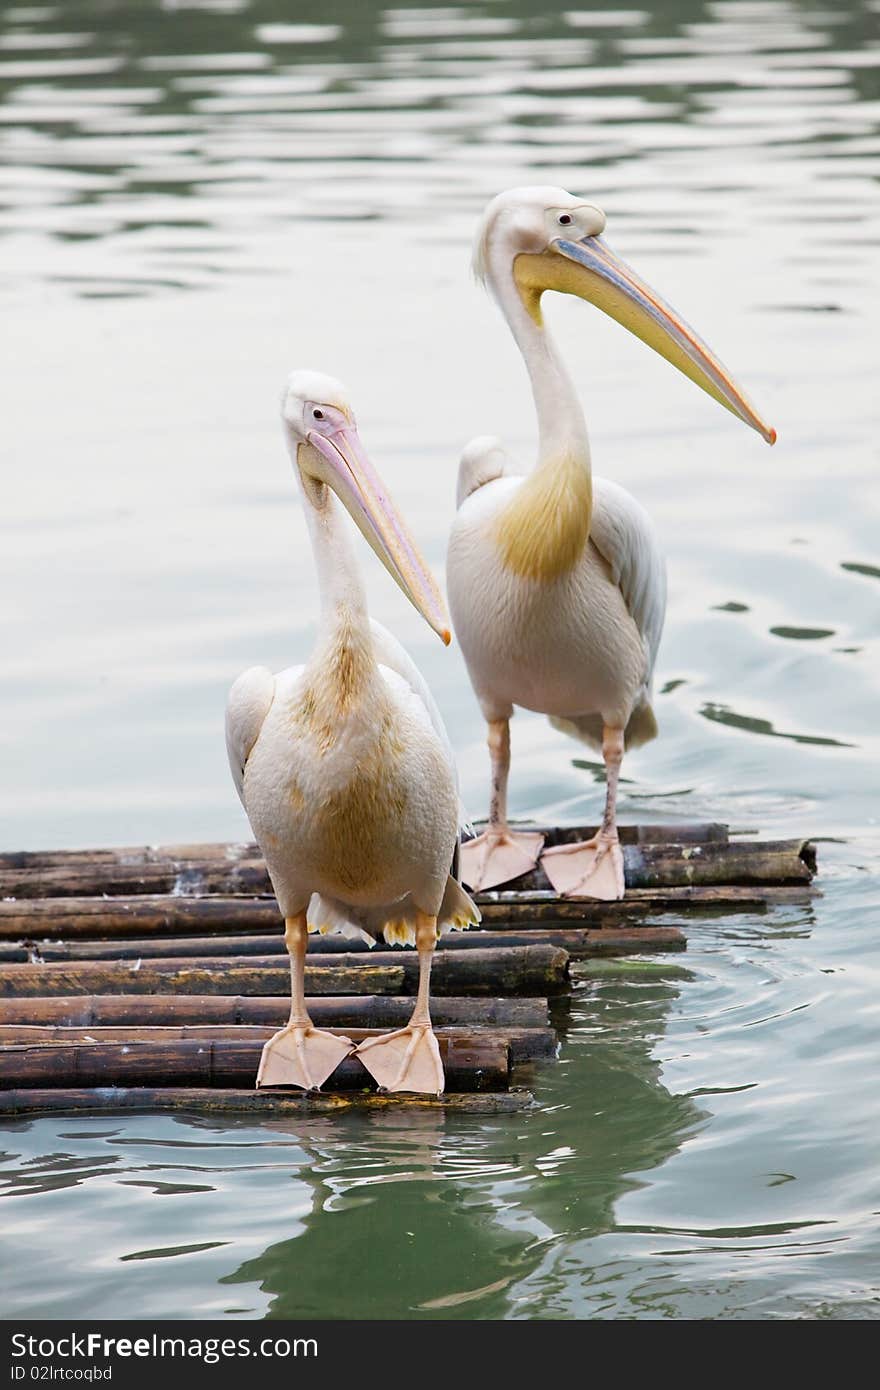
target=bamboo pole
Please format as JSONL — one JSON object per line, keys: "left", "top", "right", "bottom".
{"left": 0, "top": 1087, "right": 535, "bottom": 1116}
{"left": 488, "top": 839, "right": 815, "bottom": 893}
{"left": 0, "top": 897, "right": 281, "bottom": 941}
{"left": 0, "top": 822, "right": 729, "bottom": 873}
{"left": 0, "top": 993, "right": 549, "bottom": 1029}
{"left": 0, "top": 961, "right": 404, "bottom": 999}
{"left": 0, "top": 837, "right": 812, "bottom": 902}
{"left": 475, "top": 883, "right": 815, "bottom": 923}
{"left": 0, "top": 1024, "right": 557, "bottom": 1064}
{"left": 0, "top": 862, "right": 269, "bottom": 900}
{"left": 0, "top": 882, "right": 812, "bottom": 943}
{"left": 626, "top": 838, "right": 816, "bottom": 886}
{"left": 573, "top": 959, "right": 694, "bottom": 982}
{"left": 0, "top": 925, "right": 685, "bottom": 963}
{"left": 507, "top": 822, "right": 731, "bottom": 846}
{"left": 0, "top": 945, "right": 569, "bottom": 999}
{"left": 0, "top": 1035, "right": 510, "bottom": 1091}
{"left": 0, "top": 843, "right": 261, "bottom": 871}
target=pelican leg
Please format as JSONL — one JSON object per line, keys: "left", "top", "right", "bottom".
{"left": 459, "top": 718, "right": 544, "bottom": 891}
{"left": 354, "top": 914, "right": 445, "bottom": 1095}
{"left": 540, "top": 725, "right": 626, "bottom": 900}
{"left": 257, "top": 913, "right": 354, "bottom": 1090}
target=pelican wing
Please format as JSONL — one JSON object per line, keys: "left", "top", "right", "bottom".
{"left": 368, "top": 619, "right": 455, "bottom": 775}
{"left": 225, "top": 665, "right": 277, "bottom": 805}
{"left": 369, "top": 618, "right": 477, "bottom": 916}
{"left": 456, "top": 435, "right": 522, "bottom": 509}
{"left": 590, "top": 477, "right": 667, "bottom": 682}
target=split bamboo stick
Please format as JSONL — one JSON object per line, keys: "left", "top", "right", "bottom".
{"left": 0, "top": 1024, "right": 557, "bottom": 1064}
{"left": 0, "top": 945, "right": 569, "bottom": 999}
{"left": 0, "top": 1034, "right": 509, "bottom": 1091}
{"left": 0, "top": 821, "right": 729, "bottom": 873}
{"left": 0, "top": 882, "right": 811, "bottom": 943}
{"left": 0, "top": 837, "right": 812, "bottom": 901}
{"left": 0, "top": 925, "right": 685, "bottom": 962}
{"left": 0, "top": 993, "right": 549, "bottom": 1029}
{"left": 0, "top": 1087, "right": 534, "bottom": 1116}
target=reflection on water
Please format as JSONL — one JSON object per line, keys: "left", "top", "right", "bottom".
{"left": 841, "top": 561, "right": 880, "bottom": 582}
{"left": 1, "top": 963, "right": 706, "bottom": 1319}
{"left": 4, "top": 899, "right": 877, "bottom": 1320}
{"left": 699, "top": 701, "right": 855, "bottom": 749}
{"left": 221, "top": 977, "right": 706, "bottom": 1320}
{"left": 2, "top": 0, "right": 880, "bottom": 1321}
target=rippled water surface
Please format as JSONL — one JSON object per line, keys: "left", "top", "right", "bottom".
{"left": 2, "top": 0, "right": 879, "bottom": 1320}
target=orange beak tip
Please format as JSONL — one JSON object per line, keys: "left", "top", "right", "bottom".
{"left": 767, "top": 426, "right": 777, "bottom": 446}
{"left": 441, "top": 628, "right": 452, "bottom": 647}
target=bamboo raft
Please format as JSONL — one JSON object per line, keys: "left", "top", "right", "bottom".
{"left": 0, "top": 822, "right": 816, "bottom": 1117}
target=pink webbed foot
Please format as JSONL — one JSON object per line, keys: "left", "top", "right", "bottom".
{"left": 256, "top": 1023, "right": 354, "bottom": 1091}
{"left": 459, "top": 828, "right": 544, "bottom": 892}
{"left": 354, "top": 1024, "right": 445, "bottom": 1096}
{"left": 540, "top": 832, "right": 626, "bottom": 900}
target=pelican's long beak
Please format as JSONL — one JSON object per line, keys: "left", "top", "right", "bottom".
{"left": 516, "top": 236, "right": 776, "bottom": 445}
{"left": 306, "top": 425, "right": 451, "bottom": 644}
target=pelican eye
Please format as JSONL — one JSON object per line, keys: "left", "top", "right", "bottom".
{"left": 312, "top": 408, "right": 325, "bottom": 420}
{"left": 557, "top": 213, "right": 573, "bottom": 226}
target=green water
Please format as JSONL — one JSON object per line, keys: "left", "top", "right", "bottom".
{"left": 2, "top": 0, "right": 879, "bottom": 1319}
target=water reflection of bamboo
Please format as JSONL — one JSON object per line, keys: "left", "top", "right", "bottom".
{"left": 218, "top": 968, "right": 707, "bottom": 1319}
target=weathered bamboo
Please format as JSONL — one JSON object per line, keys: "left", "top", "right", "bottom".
{"left": 0, "top": 961, "right": 404, "bottom": 999}
{"left": 0, "top": 819, "right": 815, "bottom": 1118}
{"left": 501, "top": 822, "right": 731, "bottom": 846}
{"left": 522, "top": 926, "right": 685, "bottom": 953}
{"left": 0, "top": 945, "right": 569, "bottom": 999}
{"left": 0, "top": 1035, "right": 509, "bottom": 1091}
{"left": 489, "top": 839, "right": 816, "bottom": 893}
{"left": 0, "top": 1087, "right": 535, "bottom": 1116}
{"left": 0, "top": 842, "right": 261, "bottom": 871}
{"left": 0, "top": 836, "right": 812, "bottom": 902}
{"left": 0, "top": 862, "right": 269, "bottom": 900}
{"left": 0, "top": 925, "right": 685, "bottom": 963}
{"left": 0, "top": 1024, "right": 557, "bottom": 1063}
{"left": 0, "top": 897, "right": 281, "bottom": 941}
{"left": 573, "top": 959, "right": 694, "bottom": 982}
{"left": 0, "top": 881, "right": 812, "bottom": 944}
{"left": 630, "top": 838, "right": 815, "bottom": 885}
{"left": 475, "top": 883, "right": 815, "bottom": 923}
{"left": 0, "top": 822, "right": 729, "bottom": 873}
{"left": 0, "top": 993, "right": 549, "bottom": 1029}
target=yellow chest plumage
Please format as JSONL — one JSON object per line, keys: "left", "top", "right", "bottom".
{"left": 493, "top": 452, "right": 593, "bottom": 583}
{"left": 284, "top": 618, "right": 408, "bottom": 892}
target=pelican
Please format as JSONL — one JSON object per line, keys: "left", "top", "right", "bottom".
{"left": 226, "top": 371, "right": 479, "bottom": 1095}
{"left": 448, "top": 187, "right": 775, "bottom": 899}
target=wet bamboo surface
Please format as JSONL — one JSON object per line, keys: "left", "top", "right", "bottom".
{"left": 0, "top": 833, "right": 815, "bottom": 900}
{"left": 0, "top": 944, "right": 570, "bottom": 998}
{"left": 0, "top": 1024, "right": 557, "bottom": 1063}
{"left": 0, "top": 993, "right": 548, "bottom": 1029}
{"left": 0, "top": 821, "right": 730, "bottom": 873}
{"left": 0, "top": 1032, "right": 513, "bottom": 1090}
{"left": 0, "top": 926, "right": 685, "bottom": 960}
{"left": 0, "top": 1088, "right": 535, "bottom": 1116}
{"left": 0, "top": 822, "right": 817, "bottom": 1115}
{"left": 0, "top": 896, "right": 704, "bottom": 941}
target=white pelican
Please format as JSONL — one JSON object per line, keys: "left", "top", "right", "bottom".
{"left": 226, "top": 371, "right": 479, "bottom": 1095}
{"left": 448, "top": 187, "right": 775, "bottom": 899}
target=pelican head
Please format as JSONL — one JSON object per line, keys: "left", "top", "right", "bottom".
{"left": 474, "top": 185, "right": 776, "bottom": 445}
{"left": 282, "top": 369, "right": 450, "bottom": 644}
